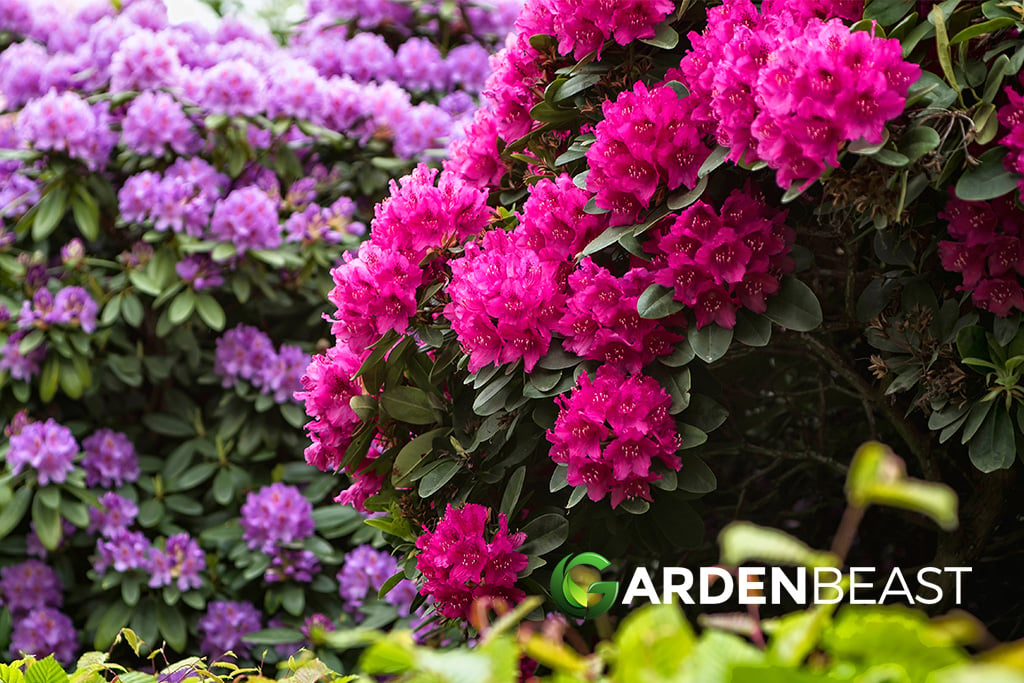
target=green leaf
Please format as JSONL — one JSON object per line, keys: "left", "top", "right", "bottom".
{"left": 518, "top": 513, "right": 568, "bottom": 556}
{"left": 666, "top": 176, "right": 708, "bottom": 210}
{"left": 950, "top": 17, "right": 1016, "bottom": 44}
{"left": 95, "top": 603, "right": 134, "bottom": 650}
{"left": 32, "top": 493, "right": 62, "bottom": 551}
{"left": 70, "top": 186, "right": 100, "bottom": 241}
{"left": 846, "top": 441, "right": 959, "bottom": 530}
{"left": 418, "top": 459, "right": 462, "bottom": 497}
{"left": 141, "top": 413, "right": 194, "bottom": 437}
{"left": 699, "top": 145, "right": 730, "bottom": 178}
{"left": 637, "top": 284, "right": 684, "bottom": 319}
{"left": 18, "top": 329, "right": 45, "bottom": 355}
{"left": 0, "top": 487, "right": 32, "bottom": 540}
{"left": 581, "top": 225, "right": 633, "bottom": 257}
{"left": 733, "top": 310, "right": 772, "bottom": 347}
{"left": 194, "top": 294, "right": 225, "bottom": 331}
{"left": 763, "top": 277, "right": 823, "bottom": 332}
{"left": 156, "top": 600, "right": 187, "bottom": 652}
{"left": 969, "top": 407, "right": 1016, "bottom": 472}
{"left": 167, "top": 290, "right": 195, "bottom": 325}
{"left": 553, "top": 73, "right": 602, "bottom": 102}
{"left": 500, "top": 466, "right": 527, "bottom": 518}
{"left": 39, "top": 355, "right": 60, "bottom": 403}
{"left": 676, "top": 455, "right": 717, "bottom": 494}
{"left": 242, "top": 628, "right": 305, "bottom": 645}
{"left": 687, "top": 325, "right": 734, "bottom": 364}
{"left": 392, "top": 428, "right": 450, "bottom": 486}
{"left": 380, "top": 386, "right": 436, "bottom": 424}
{"left": 719, "top": 522, "right": 836, "bottom": 568}
{"left": 32, "top": 186, "right": 68, "bottom": 241}
{"left": 24, "top": 657, "right": 68, "bottom": 683}
{"left": 378, "top": 571, "right": 407, "bottom": 600}
{"left": 211, "top": 242, "right": 237, "bottom": 261}
{"left": 59, "top": 359, "right": 84, "bottom": 399}
{"left": 638, "top": 21, "right": 679, "bottom": 49}
{"left": 121, "top": 294, "right": 145, "bottom": 327}
{"left": 931, "top": 6, "right": 961, "bottom": 95}
{"left": 956, "top": 147, "right": 1017, "bottom": 201}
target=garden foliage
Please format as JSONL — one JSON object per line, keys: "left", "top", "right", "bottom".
{"left": 0, "top": 0, "right": 517, "bottom": 664}
{"left": 300, "top": 0, "right": 1024, "bottom": 648}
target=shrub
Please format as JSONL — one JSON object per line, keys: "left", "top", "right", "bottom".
{"left": 0, "top": 0, "right": 517, "bottom": 664}
{"left": 305, "top": 0, "right": 1024, "bottom": 638}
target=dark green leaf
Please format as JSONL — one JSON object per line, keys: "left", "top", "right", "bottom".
{"left": 639, "top": 21, "right": 679, "bottom": 49}
{"left": 32, "top": 493, "right": 62, "bottom": 551}
{"left": 156, "top": 600, "right": 187, "bottom": 652}
{"left": 0, "top": 487, "right": 32, "bottom": 540}
{"left": 956, "top": 147, "right": 1017, "bottom": 201}
{"left": 687, "top": 325, "right": 734, "bottom": 364}
{"left": 518, "top": 513, "right": 568, "bottom": 556}
{"left": 168, "top": 290, "right": 195, "bottom": 325}
{"left": 381, "top": 386, "right": 437, "bottom": 424}
{"left": 763, "top": 277, "right": 823, "bottom": 332}
{"left": 195, "top": 294, "right": 225, "bottom": 331}
{"left": 500, "top": 466, "right": 527, "bottom": 518}
{"left": 418, "top": 459, "right": 462, "bottom": 497}
{"left": 32, "top": 187, "right": 68, "bottom": 241}
{"left": 638, "top": 284, "right": 684, "bottom": 320}
{"left": 676, "top": 455, "right": 717, "bottom": 494}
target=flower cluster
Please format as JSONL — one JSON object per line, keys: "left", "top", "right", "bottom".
{"left": 148, "top": 534, "right": 206, "bottom": 591}
{"left": 517, "top": 0, "right": 675, "bottom": 60}
{"left": 558, "top": 261, "right": 681, "bottom": 372}
{"left": 118, "top": 158, "right": 227, "bottom": 237}
{"left": 16, "top": 285, "right": 99, "bottom": 333}
{"left": 210, "top": 186, "right": 282, "bottom": 254}
{"left": 679, "top": 0, "right": 919, "bottom": 188}
{"left": 547, "top": 365, "right": 679, "bottom": 508}
{"left": 516, "top": 173, "right": 608, "bottom": 266}
{"left": 446, "top": 229, "right": 565, "bottom": 372}
{"left": 82, "top": 428, "right": 139, "bottom": 488}
{"left": 938, "top": 193, "right": 1024, "bottom": 317}
{"left": 88, "top": 492, "right": 138, "bottom": 537}
{"left": 10, "top": 607, "right": 78, "bottom": 664}
{"left": 293, "top": 344, "right": 367, "bottom": 477}
{"left": 6, "top": 418, "right": 79, "bottom": 486}
{"left": 648, "top": 190, "right": 795, "bottom": 329}
{"left": 17, "top": 89, "right": 116, "bottom": 170}
{"left": 121, "top": 91, "right": 199, "bottom": 157}
{"left": 197, "top": 600, "right": 262, "bottom": 660}
{"left": 325, "top": 165, "right": 490, "bottom": 351}
{"left": 586, "top": 82, "right": 711, "bottom": 225}
{"left": 0, "top": 560, "right": 63, "bottom": 617}
{"left": 337, "top": 544, "right": 417, "bottom": 615}
{"left": 998, "top": 80, "right": 1024, "bottom": 203}
{"left": 214, "top": 325, "right": 307, "bottom": 403}
{"left": 239, "top": 483, "right": 316, "bottom": 554}
{"left": 415, "top": 503, "right": 527, "bottom": 620}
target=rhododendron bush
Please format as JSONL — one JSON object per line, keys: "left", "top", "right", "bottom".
{"left": 302, "top": 0, "right": 1024, "bottom": 640}
{"left": 0, "top": 0, "right": 518, "bottom": 664}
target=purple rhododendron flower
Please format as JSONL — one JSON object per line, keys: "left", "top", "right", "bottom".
{"left": 7, "top": 418, "right": 79, "bottom": 486}
{"left": 82, "top": 429, "right": 139, "bottom": 488}
{"left": 239, "top": 483, "right": 315, "bottom": 553}
{"left": 197, "top": 600, "right": 262, "bottom": 659}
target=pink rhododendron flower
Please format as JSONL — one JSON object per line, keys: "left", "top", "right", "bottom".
{"left": 648, "top": 188, "right": 794, "bottom": 328}
{"left": 446, "top": 229, "right": 565, "bottom": 373}
{"left": 587, "top": 81, "right": 711, "bottom": 225}
{"left": 546, "top": 365, "right": 679, "bottom": 508}
{"left": 557, "top": 260, "right": 682, "bottom": 373}
{"left": 294, "top": 344, "right": 366, "bottom": 473}
{"left": 415, "top": 503, "right": 527, "bottom": 620}
{"left": 938, "top": 193, "right": 1024, "bottom": 317}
